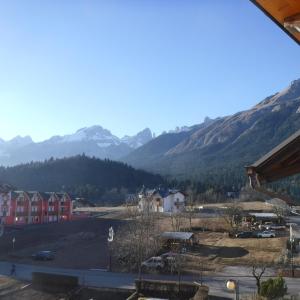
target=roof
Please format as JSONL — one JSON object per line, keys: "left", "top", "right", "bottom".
{"left": 0, "top": 184, "right": 13, "bottom": 193}
{"left": 142, "top": 188, "right": 186, "bottom": 199}
{"left": 251, "top": 0, "right": 300, "bottom": 46}
{"left": 266, "top": 198, "right": 290, "bottom": 207}
{"left": 246, "top": 129, "right": 300, "bottom": 183}
{"left": 249, "top": 212, "right": 278, "bottom": 218}
{"left": 39, "top": 192, "right": 52, "bottom": 200}
{"left": 11, "top": 191, "right": 28, "bottom": 198}
{"left": 161, "top": 232, "right": 194, "bottom": 240}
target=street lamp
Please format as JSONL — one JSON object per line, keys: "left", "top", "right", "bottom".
{"left": 12, "top": 237, "right": 16, "bottom": 252}
{"left": 226, "top": 279, "right": 239, "bottom": 300}
{"left": 289, "top": 225, "right": 294, "bottom": 277}
{"left": 107, "top": 226, "right": 114, "bottom": 271}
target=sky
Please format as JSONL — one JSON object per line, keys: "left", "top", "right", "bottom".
{"left": 0, "top": 0, "right": 299, "bottom": 142}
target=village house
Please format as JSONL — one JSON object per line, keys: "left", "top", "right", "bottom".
{"left": 138, "top": 188, "right": 186, "bottom": 213}
{"left": 0, "top": 190, "right": 72, "bottom": 225}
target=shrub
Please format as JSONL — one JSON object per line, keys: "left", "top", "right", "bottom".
{"left": 260, "top": 276, "right": 287, "bottom": 299}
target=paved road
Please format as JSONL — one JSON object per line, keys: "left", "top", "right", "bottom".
{"left": 0, "top": 262, "right": 300, "bottom": 298}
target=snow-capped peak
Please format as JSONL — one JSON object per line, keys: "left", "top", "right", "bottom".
{"left": 7, "top": 135, "right": 33, "bottom": 147}
{"left": 51, "top": 125, "right": 120, "bottom": 146}
{"left": 42, "top": 125, "right": 153, "bottom": 149}
{"left": 121, "top": 128, "right": 153, "bottom": 149}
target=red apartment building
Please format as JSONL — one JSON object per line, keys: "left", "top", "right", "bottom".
{"left": 0, "top": 190, "right": 72, "bottom": 225}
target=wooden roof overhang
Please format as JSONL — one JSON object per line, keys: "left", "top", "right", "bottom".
{"left": 251, "top": 0, "right": 300, "bottom": 45}
{"left": 246, "top": 129, "right": 300, "bottom": 187}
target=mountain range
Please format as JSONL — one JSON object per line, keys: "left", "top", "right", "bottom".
{"left": 1, "top": 78, "right": 300, "bottom": 192}
{"left": 123, "top": 79, "right": 300, "bottom": 187}
{"left": 0, "top": 127, "right": 153, "bottom": 166}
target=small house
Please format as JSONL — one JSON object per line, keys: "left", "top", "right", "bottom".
{"left": 161, "top": 231, "right": 195, "bottom": 249}
{"left": 138, "top": 188, "right": 186, "bottom": 213}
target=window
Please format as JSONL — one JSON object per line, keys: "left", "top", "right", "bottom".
{"left": 17, "top": 206, "right": 24, "bottom": 212}
{"left": 31, "top": 206, "right": 38, "bottom": 212}
{"left": 48, "top": 206, "right": 55, "bottom": 212}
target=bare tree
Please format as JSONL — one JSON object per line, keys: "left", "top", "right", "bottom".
{"left": 112, "top": 208, "right": 161, "bottom": 278}
{"left": 185, "top": 190, "right": 195, "bottom": 230}
{"left": 272, "top": 206, "right": 288, "bottom": 224}
{"left": 170, "top": 211, "right": 185, "bottom": 232}
{"left": 252, "top": 264, "right": 267, "bottom": 294}
{"left": 221, "top": 202, "right": 243, "bottom": 234}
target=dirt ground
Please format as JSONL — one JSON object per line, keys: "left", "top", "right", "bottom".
{"left": 156, "top": 214, "right": 288, "bottom": 273}
{"left": 195, "top": 232, "right": 286, "bottom": 265}
{"left": 73, "top": 206, "right": 127, "bottom": 219}
{"left": 201, "top": 201, "right": 271, "bottom": 211}
{"left": 0, "top": 218, "right": 125, "bottom": 269}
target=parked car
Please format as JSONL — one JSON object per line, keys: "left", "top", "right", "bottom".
{"left": 160, "top": 252, "right": 177, "bottom": 264}
{"left": 141, "top": 256, "right": 165, "bottom": 271}
{"left": 235, "top": 231, "right": 253, "bottom": 238}
{"left": 161, "top": 252, "right": 176, "bottom": 260}
{"left": 256, "top": 231, "right": 276, "bottom": 238}
{"left": 31, "top": 250, "right": 55, "bottom": 261}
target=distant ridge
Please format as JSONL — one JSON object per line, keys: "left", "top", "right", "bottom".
{"left": 0, "top": 155, "right": 164, "bottom": 204}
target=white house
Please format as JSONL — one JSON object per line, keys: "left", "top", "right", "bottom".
{"left": 138, "top": 188, "right": 186, "bottom": 213}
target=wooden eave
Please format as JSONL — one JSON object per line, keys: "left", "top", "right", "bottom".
{"left": 251, "top": 0, "right": 300, "bottom": 45}
{"left": 246, "top": 129, "right": 300, "bottom": 182}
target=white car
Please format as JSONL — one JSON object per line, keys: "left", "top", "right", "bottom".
{"left": 256, "top": 231, "right": 276, "bottom": 238}
{"left": 141, "top": 257, "right": 165, "bottom": 270}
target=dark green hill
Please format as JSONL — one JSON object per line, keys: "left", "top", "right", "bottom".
{"left": 0, "top": 155, "right": 164, "bottom": 204}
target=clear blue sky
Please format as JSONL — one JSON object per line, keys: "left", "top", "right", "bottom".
{"left": 0, "top": 0, "right": 299, "bottom": 142}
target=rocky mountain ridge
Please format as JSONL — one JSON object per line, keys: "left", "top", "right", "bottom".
{"left": 123, "top": 79, "right": 300, "bottom": 183}
{"left": 0, "top": 127, "right": 153, "bottom": 166}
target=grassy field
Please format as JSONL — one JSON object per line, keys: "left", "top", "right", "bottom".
{"left": 156, "top": 211, "right": 288, "bottom": 273}
{"left": 197, "top": 232, "right": 286, "bottom": 265}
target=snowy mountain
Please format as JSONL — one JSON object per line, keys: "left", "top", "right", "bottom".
{"left": 121, "top": 128, "right": 153, "bottom": 148}
{"left": 45, "top": 126, "right": 120, "bottom": 146}
{"left": 0, "top": 126, "right": 153, "bottom": 166}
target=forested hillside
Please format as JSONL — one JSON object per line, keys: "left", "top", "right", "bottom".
{"left": 0, "top": 155, "right": 164, "bottom": 204}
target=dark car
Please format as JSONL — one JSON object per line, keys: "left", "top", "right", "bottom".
{"left": 235, "top": 231, "right": 253, "bottom": 238}
{"left": 32, "top": 250, "right": 55, "bottom": 261}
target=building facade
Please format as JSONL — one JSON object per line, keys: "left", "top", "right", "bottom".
{"left": 0, "top": 190, "right": 72, "bottom": 225}
{"left": 138, "top": 188, "right": 186, "bottom": 213}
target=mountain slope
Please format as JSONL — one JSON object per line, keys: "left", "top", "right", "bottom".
{"left": 123, "top": 79, "right": 300, "bottom": 185}
{"left": 0, "top": 126, "right": 153, "bottom": 166}
{"left": 0, "top": 155, "right": 164, "bottom": 203}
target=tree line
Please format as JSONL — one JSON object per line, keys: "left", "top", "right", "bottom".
{"left": 0, "top": 155, "right": 164, "bottom": 204}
